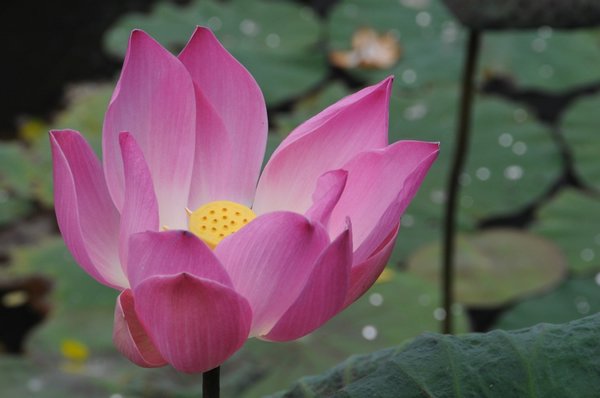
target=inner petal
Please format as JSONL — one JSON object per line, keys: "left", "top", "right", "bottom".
{"left": 188, "top": 201, "right": 256, "bottom": 249}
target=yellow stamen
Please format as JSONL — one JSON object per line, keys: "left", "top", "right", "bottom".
{"left": 188, "top": 200, "right": 256, "bottom": 249}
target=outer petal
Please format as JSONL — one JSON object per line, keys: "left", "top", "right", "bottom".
{"left": 305, "top": 170, "right": 348, "bottom": 229}
{"left": 253, "top": 77, "right": 393, "bottom": 215}
{"left": 214, "top": 212, "right": 330, "bottom": 337}
{"left": 328, "top": 140, "right": 440, "bottom": 262}
{"left": 264, "top": 226, "right": 352, "bottom": 341}
{"left": 103, "top": 30, "right": 196, "bottom": 229}
{"left": 118, "top": 133, "right": 159, "bottom": 272}
{"left": 179, "top": 27, "right": 267, "bottom": 208}
{"left": 113, "top": 289, "right": 166, "bottom": 367}
{"left": 134, "top": 274, "right": 252, "bottom": 373}
{"left": 50, "top": 130, "right": 126, "bottom": 289}
{"left": 344, "top": 228, "right": 398, "bottom": 306}
{"left": 127, "top": 230, "right": 231, "bottom": 289}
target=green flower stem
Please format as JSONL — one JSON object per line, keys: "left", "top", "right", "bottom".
{"left": 442, "top": 29, "right": 482, "bottom": 334}
{"left": 202, "top": 366, "right": 220, "bottom": 398}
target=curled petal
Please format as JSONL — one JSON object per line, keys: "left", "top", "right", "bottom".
{"left": 127, "top": 230, "right": 231, "bottom": 289}
{"left": 113, "top": 289, "right": 166, "bottom": 367}
{"left": 253, "top": 77, "right": 393, "bottom": 215}
{"left": 134, "top": 274, "right": 252, "bottom": 373}
{"left": 264, "top": 227, "right": 352, "bottom": 341}
{"left": 215, "top": 212, "right": 330, "bottom": 337}
{"left": 179, "top": 27, "right": 267, "bottom": 208}
{"left": 345, "top": 228, "right": 398, "bottom": 306}
{"left": 103, "top": 30, "right": 196, "bottom": 229}
{"left": 118, "top": 133, "right": 159, "bottom": 272}
{"left": 50, "top": 130, "right": 125, "bottom": 289}
{"left": 305, "top": 170, "right": 348, "bottom": 229}
{"left": 329, "top": 140, "right": 440, "bottom": 262}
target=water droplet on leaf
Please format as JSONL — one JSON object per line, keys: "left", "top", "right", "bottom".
{"left": 498, "top": 133, "right": 513, "bottom": 147}
{"left": 362, "top": 325, "right": 378, "bottom": 340}
{"left": 369, "top": 293, "right": 384, "bottom": 306}
{"left": 433, "top": 307, "right": 446, "bottom": 320}
{"left": 504, "top": 165, "right": 524, "bottom": 180}
{"left": 476, "top": 167, "right": 491, "bottom": 181}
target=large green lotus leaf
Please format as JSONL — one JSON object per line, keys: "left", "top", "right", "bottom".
{"left": 272, "top": 312, "right": 600, "bottom": 397}
{"left": 0, "top": 142, "right": 34, "bottom": 197}
{"left": 0, "top": 352, "right": 210, "bottom": 398}
{"left": 562, "top": 95, "right": 600, "bottom": 190}
{"left": 397, "top": 89, "right": 560, "bottom": 220}
{"left": 0, "top": 238, "right": 121, "bottom": 396}
{"left": 0, "top": 142, "right": 35, "bottom": 225}
{"left": 481, "top": 29, "right": 600, "bottom": 90}
{"left": 51, "top": 84, "right": 112, "bottom": 144}
{"left": 0, "top": 356, "right": 112, "bottom": 398}
{"left": 229, "top": 272, "right": 467, "bottom": 397}
{"left": 8, "top": 238, "right": 117, "bottom": 352}
{"left": 27, "top": 140, "right": 63, "bottom": 210}
{"left": 531, "top": 189, "right": 600, "bottom": 274}
{"left": 407, "top": 229, "right": 567, "bottom": 307}
{"left": 328, "top": 0, "right": 464, "bottom": 87}
{"left": 496, "top": 277, "right": 600, "bottom": 331}
{"left": 23, "top": 84, "right": 112, "bottom": 207}
{"left": 104, "top": 0, "right": 326, "bottom": 105}
{"left": 0, "top": 196, "right": 33, "bottom": 226}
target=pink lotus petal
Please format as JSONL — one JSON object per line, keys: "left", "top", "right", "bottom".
{"left": 305, "top": 170, "right": 348, "bottom": 229}
{"left": 103, "top": 30, "right": 196, "bottom": 229}
{"left": 127, "top": 230, "right": 232, "bottom": 288}
{"left": 50, "top": 130, "right": 126, "bottom": 289}
{"left": 179, "top": 27, "right": 267, "bottom": 208}
{"left": 118, "top": 133, "right": 159, "bottom": 272}
{"left": 264, "top": 226, "right": 352, "bottom": 341}
{"left": 253, "top": 77, "right": 393, "bottom": 215}
{"left": 134, "top": 274, "right": 251, "bottom": 373}
{"left": 113, "top": 289, "right": 166, "bottom": 367}
{"left": 344, "top": 228, "right": 398, "bottom": 306}
{"left": 215, "top": 212, "right": 330, "bottom": 337}
{"left": 329, "top": 140, "right": 440, "bottom": 262}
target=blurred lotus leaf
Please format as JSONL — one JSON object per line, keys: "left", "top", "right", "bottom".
{"left": 104, "top": 0, "right": 327, "bottom": 106}
{"left": 562, "top": 95, "right": 600, "bottom": 190}
{"left": 496, "top": 277, "right": 600, "bottom": 330}
{"left": 0, "top": 142, "right": 35, "bottom": 225}
{"left": 532, "top": 189, "right": 600, "bottom": 274}
{"left": 13, "top": 83, "right": 114, "bottom": 208}
{"left": 407, "top": 229, "right": 567, "bottom": 307}
{"left": 443, "top": 0, "right": 600, "bottom": 30}
{"left": 480, "top": 30, "right": 600, "bottom": 90}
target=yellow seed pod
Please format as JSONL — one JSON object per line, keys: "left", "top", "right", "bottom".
{"left": 188, "top": 201, "right": 256, "bottom": 249}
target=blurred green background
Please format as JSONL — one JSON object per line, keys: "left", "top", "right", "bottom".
{"left": 1, "top": 0, "right": 600, "bottom": 396}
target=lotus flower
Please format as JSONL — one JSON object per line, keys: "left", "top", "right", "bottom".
{"left": 50, "top": 27, "right": 439, "bottom": 373}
